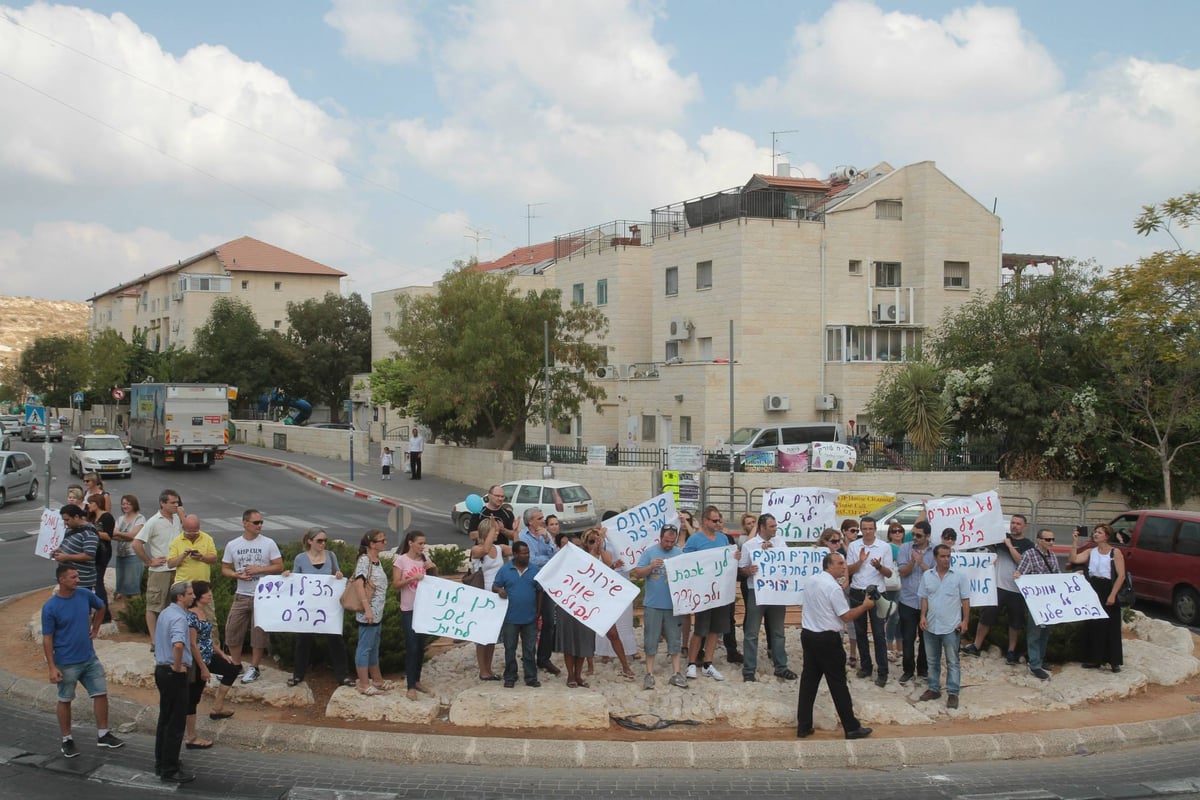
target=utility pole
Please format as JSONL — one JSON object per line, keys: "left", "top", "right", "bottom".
{"left": 526, "top": 202, "right": 547, "bottom": 247}
{"left": 464, "top": 225, "right": 491, "bottom": 262}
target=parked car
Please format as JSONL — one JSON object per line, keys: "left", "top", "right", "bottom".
{"left": 69, "top": 433, "right": 133, "bottom": 478}
{"left": 451, "top": 479, "right": 598, "bottom": 536}
{"left": 1107, "top": 510, "right": 1200, "bottom": 626}
{"left": 706, "top": 422, "right": 846, "bottom": 471}
{"left": 1, "top": 432, "right": 10, "bottom": 450}
{"left": 19, "top": 418, "right": 62, "bottom": 442}
{"left": 0, "top": 450, "right": 38, "bottom": 508}
{"left": 0, "top": 415, "right": 22, "bottom": 436}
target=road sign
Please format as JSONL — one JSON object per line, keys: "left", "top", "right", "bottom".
{"left": 72, "top": 392, "right": 85, "bottom": 403}
{"left": 111, "top": 388, "right": 125, "bottom": 400}
{"left": 386, "top": 505, "right": 412, "bottom": 534}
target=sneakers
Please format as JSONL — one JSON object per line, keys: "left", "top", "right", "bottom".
{"left": 240, "top": 665, "right": 260, "bottom": 684}
{"left": 643, "top": 673, "right": 655, "bottom": 690}
{"left": 961, "top": 643, "right": 981, "bottom": 656}
{"left": 668, "top": 672, "right": 689, "bottom": 689}
{"left": 702, "top": 664, "right": 726, "bottom": 681}
{"left": 1005, "top": 650, "right": 1020, "bottom": 666}
{"left": 742, "top": 673, "right": 757, "bottom": 682}
{"left": 61, "top": 738, "right": 79, "bottom": 758}
{"left": 1030, "top": 667, "right": 1051, "bottom": 680}
{"left": 947, "top": 694, "right": 959, "bottom": 710}
{"left": 97, "top": 732, "right": 125, "bottom": 749}
{"left": 685, "top": 664, "right": 697, "bottom": 679}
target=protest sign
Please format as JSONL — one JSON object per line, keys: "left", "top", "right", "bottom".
{"left": 810, "top": 442, "right": 857, "bottom": 472}
{"left": 413, "top": 575, "right": 506, "bottom": 644}
{"left": 254, "top": 574, "right": 344, "bottom": 634}
{"left": 666, "top": 545, "right": 738, "bottom": 615}
{"left": 603, "top": 492, "right": 678, "bottom": 568}
{"left": 776, "top": 444, "right": 810, "bottom": 473}
{"left": 948, "top": 551, "right": 998, "bottom": 607}
{"left": 750, "top": 545, "right": 828, "bottom": 606}
{"left": 760, "top": 487, "right": 840, "bottom": 542}
{"left": 835, "top": 493, "right": 895, "bottom": 518}
{"left": 926, "top": 491, "right": 1005, "bottom": 550}
{"left": 35, "top": 507, "right": 65, "bottom": 559}
{"left": 1015, "top": 572, "right": 1107, "bottom": 626}
{"left": 535, "top": 543, "right": 637, "bottom": 637}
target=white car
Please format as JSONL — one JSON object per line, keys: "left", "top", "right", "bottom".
{"left": 0, "top": 450, "right": 38, "bottom": 508}
{"left": 0, "top": 415, "right": 22, "bottom": 436}
{"left": 69, "top": 434, "right": 133, "bottom": 478}
{"left": 451, "top": 479, "right": 598, "bottom": 536}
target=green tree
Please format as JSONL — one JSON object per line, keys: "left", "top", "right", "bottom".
{"left": 372, "top": 264, "right": 608, "bottom": 448}
{"left": 88, "top": 329, "right": 132, "bottom": 399}
{"left": 864, "top": 358, "right": 946, "bottom": 454}
{"left": 17, "top": 335, "right": 89, "bottom": 407}
{"left": 192, "top": 298, "right": 288, "bottom": 411}
{"left": 284, "top": 292, "right": 371, "bottom": 423}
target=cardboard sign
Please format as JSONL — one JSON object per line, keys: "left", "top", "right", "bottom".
{"left": 603, "top": 492, "right": 678, "bottom": 568}
{"left": 760, "top": 487, "right": 840, "bottom": 542}
{"left": 666, "top": 545, "right": 738, "bottom": 615}
{"left": 253, "top": 574, "right": 344, "bottom": 634}
{"left": 35, "top": 507, "right": 65, "bottom": 560}
{"left": 535, "top": 543, "right": 637, "bottom": 637}
{"left": 750, "top": 545, "right": 828, "bottom": 606}
{"left": 1015, "top": 572, "right": 1107, "bottom": 626}
{"left": 926, "top": 491, "right": 1005, "bottom": 550}
{"left": 810, "top": 441, "right": 857, "bottom": 472}
{"left": 948, "top": 551, "right": 998, "bottom": 607}
{"left": 413, "top": 575, "right": 506, "bottom": 644}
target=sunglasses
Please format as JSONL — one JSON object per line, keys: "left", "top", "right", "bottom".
{"left": 372, "top": 538, "right": 387, "bottom": 544}
{"left": 661, "top": 525, "right": 678, "bottom": 533}
{"left": 828, "top": 537, "right": 841, "bottom": 544}
{"left": 247, "top": 520, "right": 264, "bottom": 526}
{"left": 313, "top": 538, "right": 328, "bottom": 543}
{"left": 1039, "top": 537, "right": 1056, "bottom": 542}
{"left": 848, "top": 528, "right": 860, "bottom": 533}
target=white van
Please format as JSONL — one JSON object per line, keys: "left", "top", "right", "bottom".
{"left": 708, "top": 422, "right": 846, "bottom": 470}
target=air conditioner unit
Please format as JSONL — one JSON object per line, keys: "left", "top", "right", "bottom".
{"left": 876, "top": 303, "right": 907, "bottom": 323}
{"left": 171, "top": 290, "right": 184, "bottom": 301}
{"left": 764, "top": 394, "right": 790, "bottom": 412}
{"left": 815, "top": 393, "right": 837, "bottom": 411}
{"left": 593, "top": 365, "right": 619, "bottom": 380}
{"left": 665, "top": 356, "right": 684, "bottom": 365}
{"left": 667, "top": 317, "right": 693, "bottom": 341}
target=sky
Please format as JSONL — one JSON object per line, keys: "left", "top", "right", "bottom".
{"left": 1, "top": 0, "right": 1197, "bottom": 302}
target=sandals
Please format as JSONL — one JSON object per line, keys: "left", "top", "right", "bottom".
{"left": 566, "top": 681, "right": 579, "bottom": 689}
{"left": 406, "top": 689, "right": 418, "bottom": 701}
{"left": 479, "top": 675, "right": 501, "bottom": 682}
{"left": 373, "top": 680, "right": 396, "bottom": 691}
{"left": 286, "top": 677, "right": 302, "bottom": 687}
{"left": 185, "top": 739, "right": 213, "bottom": 749}
{"left": 620, "top": 670, "right": 637, "bottom": 680}
{"left": 341, "top": 677, "right": 357, "bottom": 687}
{"left": 209, "top": 711, "right": 234, "bottom": 720}
{"left": 357, "top": 684, "right": 381, "bottom": 696}
{"left": 577, "top": 679, "right": 590, "bottom": 688}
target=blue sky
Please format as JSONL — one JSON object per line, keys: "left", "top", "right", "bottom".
{"left": 1, "top": 0, "right": 1197, "bottom": 301}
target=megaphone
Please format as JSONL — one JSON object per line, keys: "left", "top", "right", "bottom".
{"left": 872, "top": 589, "right": 896, "bottom": 620}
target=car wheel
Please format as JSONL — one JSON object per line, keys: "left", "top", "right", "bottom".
{"left": 1173, "top": 587, "right": 1199, "bottom": 627}
{"left": 25, "top": 479, "right": 38, "bottom": 501}
{"left": 457, "top": 513, "right": 472, "bottom": 536}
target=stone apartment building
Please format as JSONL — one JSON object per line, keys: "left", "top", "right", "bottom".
{"left": 88, "top": 236, "right": 346, "bottom": 351}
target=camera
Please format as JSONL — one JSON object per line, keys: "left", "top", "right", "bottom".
{"left": 865, "top": 586, "right": 880, "bottom": 602}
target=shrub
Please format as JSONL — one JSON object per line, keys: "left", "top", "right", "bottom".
{"left": 426, "top": 543, "right": 468, "bottom": 576}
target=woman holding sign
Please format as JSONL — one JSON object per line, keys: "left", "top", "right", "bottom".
{"left": 394, "top": 531, "right": 438, "bottom": 700}
{"left": 583, "top": 529, "right": 636, "bottom": 680}
{"left": 1067, "top": 524, "right": 1125, "bottom": 673}
{"left": 286, "top": 528, "right": 352, "bottom": 688}
{"left": 469, "top": 518, "right": 508, "bottom": 680}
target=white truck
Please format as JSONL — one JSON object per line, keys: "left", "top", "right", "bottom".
{"left": 128, "top": 383, "right": 233, "bottom": 468}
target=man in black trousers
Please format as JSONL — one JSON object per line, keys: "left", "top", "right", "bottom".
{"left": 153, "top": 581, "right": 195, "bottom": 783}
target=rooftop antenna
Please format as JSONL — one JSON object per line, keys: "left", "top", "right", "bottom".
{"left": 770, "top": 130, "right": 799, "bottom": 175}
{"left": 526, "top": 202, "right": 547, "bottom": 246}
{"left": 464, "top": 225, "right": 491, "bottom": 261}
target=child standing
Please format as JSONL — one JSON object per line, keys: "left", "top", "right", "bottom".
{"left": 381, "top": 447, "right": 393, "bottom": 480}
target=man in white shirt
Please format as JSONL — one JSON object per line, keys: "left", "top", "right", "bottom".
{"left": 846, "top": 515, "right": 895, "bottom": 687}
{"left": 737, "top": 514, "right": 795, "bottom": 681}
{"left": 407, "top": 428, "right": 425, "bottom": 480}
{"left": 221, "top": 509, "right": 283, "bottom": 683}
{"left": 132, "top": 489, "right": 183, "bottom": 644}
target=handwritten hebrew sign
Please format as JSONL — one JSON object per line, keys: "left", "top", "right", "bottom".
{"left": 536, "top": 543, "right": 637, "bottom": 637}
{"left": 254, "top": 574, "right": 344, "bottom": 634}
{"left": 751, "top": 545, "right": 828, "bottom": 606}
{"left": 666, "top": 545, "right": 738, "bottom": 615}
{"left": 1015, "top": 572, "right": 1106, "bottom": 626}
{"left": 948, "top": 551, "right": 998, "bottom": 607}
{"left": 603, "top": 492, "right": 678, "bottom": 569}
{"left": 35, "top": 507, "right": 65, "bottom": 559}
{"left": 925, "top": 491, "right": 1005, "bottom": 550}
{"left": 413, "top": 575, "right": 506, "bottom": 644}
{"left": 760, "top": 487, "right": 840, "bottom": 542}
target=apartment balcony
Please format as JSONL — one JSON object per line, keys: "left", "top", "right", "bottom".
{"left": 554, "top": 220, "right": 650, "bottom": 261}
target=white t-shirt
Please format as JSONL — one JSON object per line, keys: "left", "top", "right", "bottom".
{"left": 222, "top": 534, "right": 282, "bottom": 596}
{"left": 737, "top": 534, "right": 782, "bottom": 569}
{"left": 408, "top": 434, "right": 424, "bottom": 453}
{"left": 135, "top": 511, "right": 182, "bottom": 572}
{"left": 802, "top": 571, "right": 850, "bottom": 632}
{"left": 846, "top": 537, "right": 895, "bottom": 591}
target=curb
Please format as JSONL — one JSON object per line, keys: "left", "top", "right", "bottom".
{"left": 226, "top": 449, "right": 403, "bottom": 508}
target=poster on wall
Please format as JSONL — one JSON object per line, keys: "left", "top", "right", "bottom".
{"left": 776, "top": 444, "right": 810, "bottom": 473}
{"left": 810, "top": 442, "right": 857, "bottom": 472}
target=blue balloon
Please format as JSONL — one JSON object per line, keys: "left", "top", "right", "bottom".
{"left": 465, "top": 493, "right": 484, "bottom": 514}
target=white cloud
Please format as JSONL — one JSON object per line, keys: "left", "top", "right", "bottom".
{"left": 0, "top": 3, "right": 352, "bottom": 191}
{"left": 324, "top": 0, "right": 422, "bottom": 64}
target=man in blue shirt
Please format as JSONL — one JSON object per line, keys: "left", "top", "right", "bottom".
{"left": 519, "top": 508, "right": 561, "bottom": 677}
{"left": 896, "top": 520, "right": 936, "bottom": 684}
{"left": 631, "top": 524, "right": 687, "bottom": 690}
{"left": 682, "top": 505, "right": 733, "bottom": 681}
{"left": 42, "top": 564, "right": 124, "bottom": 758}
{"left": 153, "top": 581, "right": 195, "bottom": 784}
{"left": 918, "top": 544, "right": 971, "bottom": 709}
{"left": 493, "top": 541, "right": 541, "bottom": 688}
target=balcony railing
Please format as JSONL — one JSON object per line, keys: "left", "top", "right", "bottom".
{"left": 651, "top": 186, "right": 825, "bottom": 240}
{"left": 555, "top": 220, "right": 650, "bottom": 260}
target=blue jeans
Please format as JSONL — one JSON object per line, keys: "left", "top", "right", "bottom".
{"left": 501, "top": 621, "right": 538, "bottom": 685}
{"left": 57, "top": 656, "right": 108, "bottom": 702}
{"left": 355, "top": 622, "right": 381, "bottom": 669}
{"left": 401, "top": 610, "right": 424, "bottom": 689}
{"left": 922, "top": 629, "right": 961, "bottom": 694}
{"left": 1025, "top": 611, "right": 1051, "bottom": 670}
{"left": 742, "top": 590, "right": 787, "bottom": 676}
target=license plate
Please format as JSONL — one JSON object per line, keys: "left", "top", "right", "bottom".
{"left": 574, "top": 504, "right": 589, "bottom": 513}
{"left": 101, "top": 465, "right": 119, "bottom": 471}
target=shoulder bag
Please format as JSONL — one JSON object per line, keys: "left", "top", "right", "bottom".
{"left": 340, "top": 573, "right": 376, "bottom": 612}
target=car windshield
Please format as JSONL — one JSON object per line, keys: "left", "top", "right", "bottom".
{"left": 558, "top": 485, "right": 591, "bottom": 503}
{"left": 729, "top": 427, "right": 761, "bottom": 446}
{"left": 84, "top": 436, "right": 124, "bottom": 450}
{"left": 864, "top": 498, "right": 912, "bottom": 519}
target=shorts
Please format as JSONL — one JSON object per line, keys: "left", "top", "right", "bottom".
{"left": 979, "top": 588, "right": 1026, "bottom": 630}
{"left": 692, "top": 603, "right": 732, "bottom": 638}
{"left": 145, "top": 570, "right": 176, "bottom": 612}
{"left": 642, "top": 606, "right": 682, "bottom": 656}
{"left": 224, "top": 594, "right": 269, "bottom": 651}
{"left": 57, "top": 656, "right": 107, "bottom": 703}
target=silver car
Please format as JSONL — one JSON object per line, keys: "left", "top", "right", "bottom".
{"left": 0, "top": 450, "right": 39, "bottom": 508}
{"left": 19, "top": 418, "right": 62, "bottom": 442}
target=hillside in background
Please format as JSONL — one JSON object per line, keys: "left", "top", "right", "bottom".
{"left": 0, "top": 295, "right": 90, "bottom": 371}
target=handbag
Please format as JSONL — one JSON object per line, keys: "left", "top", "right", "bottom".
{"left": 340, "top": 574, "right": 376, "bottom": 612}
{"left": 462, "top": 561, "right": 485, "bottom": 589}
{"left": 1116, "top": 570, "right": 1135, "bottom": 606}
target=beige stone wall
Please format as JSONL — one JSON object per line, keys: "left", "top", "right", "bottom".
{"left": 232, "top": 420, "right": 368, "bottom": 464}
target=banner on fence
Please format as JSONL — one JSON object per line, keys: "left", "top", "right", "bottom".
{"left": 35, "top": 507, "right": 66, "bottom": 559}
{"left": 925, "top": 490, "right": 1005, "bottom": 550}
{"left": 666, "top": 545, "right": 738, "bottom": 615}
{"left": 776, "top": 444, "right": 810, "bottom": 473}
{"left": 603, "top": 492, "right": 678, "bottom": 568}
{"left": 948, "top": 551, "right": 998, "bottom": 607}
{"left": 810, "top": 442, "right": 857, "bottom": 472}
{"left": 759, "top": 487, "right": 840, "bottom": 542}
{"left": 586, "top": 445, "right": 607, "bottom": 466}
{"left": 835, "top": 493, "right": 895, "bottom": 518}
{"left": 535, "top": 543, "right": 637, "bottom": 637}
{"left": 413, "top": 575, "right": 506, "bottom": 644}
{"left": 254, "top": 574, "right": 344, "bottom": 634}
{"left": 1015, "top": 572, "right": 1107, "bottom": 626}
{"left": 667, "top": 444, "right": 703, "bottom": 471}
{"left": 750, "top": 546, "right": 828, "bottom": 606}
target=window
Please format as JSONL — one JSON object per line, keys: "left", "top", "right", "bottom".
{"left": 596, "top": 279, "right": 608, "bottom": 306}
{"left": 241, "top": 280, "right": 249, "bottom": 290}
{"left": 555, "top": 416, "right": 572, "bottom": 435}
{"left": 541, "top": 487, "right": 556, "bottom": 504}
{"left": 665, "top": 266, "right": 678, "bottom": 296}
{"left": 641, "top": 415, "right": 656, "bottom": 442}
{"left": 181, "top": 275, "right": 230, "bottom": 292}
{"left": 571, "top": 283, "right": 584, "bottom": 305}
{"left": 151, "top": 299, "right": 157, "bottom": 312}
{"left": 825, "top": 326, "right": 923, "bottom": 363}
{"left": 1177, "top": 522, "right": 1200, "bottom": 557}
{"left": 274, "top": 320, "right": 282, "bottom": 329}
{"left": 698, "top": 336, "right": 713, "bottom": 360}
{"left": 944, "top": 261, "right": 970, "bottom": 289}
{"left": 874, "top": 261, "right": 902, "bottom": 287}
{"left": 516, "top": 484, "right": 541, "bottom": 504}
{"left": 679, "top": 416, "right": 692, "bottom": 443}
{"left": 848, "top": 259, "right": 862, "bottom": 275}
{"left": 876, "top": 200, "right": 902, "bottom": 220}
{"left": 384, "top": 311, "right": 392, "bottom": 325}
{"left": 274, "top": 281, "right": 282, "bottom": 290}
{"left": 1136, "top": 516, "right": 1176, "bottom": 553}
{"left": 825, "top": 327, "right": 844, "bottom": 362}
{"left": 665, "top": 340, "right": 680, "bottom": 361}
{"left": 756, "top": 429, "right": 779, "bottom": 448}
{"left": 696, "top": 260, "right": 713, "bottom": 290}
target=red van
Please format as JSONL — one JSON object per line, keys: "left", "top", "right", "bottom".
{"left": 1108, "top": 510, "right": 1200, "bottom": 626}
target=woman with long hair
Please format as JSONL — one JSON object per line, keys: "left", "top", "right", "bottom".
{"left": 113, "top": 495, "right": 146, "bottom": 600}
{"left": 468, "top": 518, "right": 508, "bottom": 680}
{"left": 1067, "top": 523, "right": 1126, "bottom": 672}
{"left": 394, "top": 529, "right": 437, "bottom": 700}
{"left": 885, "top": 523, "right": 906, "bottom": 663}
{"left": 353, "top": 530, "right": 391, "bottom": 695}
{"left": 287, "top": 528, "right": 353, "bottom": 688}
{"left": 583, "top": 528, "right": 636, "bottom": 679}
{"left": 184, "top": 580, "right": 239, "bottom": 746}
{"left": 84, "top": 493, "right": 115, "bottom": 621}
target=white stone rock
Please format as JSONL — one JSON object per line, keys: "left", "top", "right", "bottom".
{"left": 449, "top": 686, "right": 608, "bottom": 729}
{"left": 326, "top": 685, "right": 439, "bottom": 723}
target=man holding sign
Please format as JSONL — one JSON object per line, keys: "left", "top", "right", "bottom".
{"left": 1013, "top": 528, "right": 1061, "bottom": 680}
{"left": 962, "top": 514, "right": 1032, "bottom": 666}
{"left": 682, "top": 506, "right": 734, "bottom": 681}
{"left": 631, "top": 524, "right": 688, "bottom": 690}
{"left": 737, "top": 514, "right": 795, "bottom": 682}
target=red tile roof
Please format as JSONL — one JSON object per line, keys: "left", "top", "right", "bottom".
{"left": 748, "top": 174, "right": 831, "bottom": 192}
{"left": 471, "top": 240, "right": 560, "bottom": 273}
{"left": 214, "top": 236, "right": 346, "bottom": 277}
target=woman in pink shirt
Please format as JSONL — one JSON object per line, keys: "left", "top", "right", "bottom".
{"left": 393, "top": 530, "right": 438, "bottom": 700}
